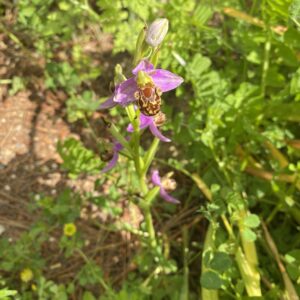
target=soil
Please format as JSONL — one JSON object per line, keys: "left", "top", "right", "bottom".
{"left": 0, "top": 26, "right": 141, "bottom": 289}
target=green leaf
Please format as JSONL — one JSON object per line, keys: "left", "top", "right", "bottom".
{"left": 83, "top": 291, "right": 96, "bottom": 300}
{"left": 291, "top": 68, "right": 300, "bottom": 95}
{"left": 265, "top": 102, "right": 300, "bottom": 122}
{"left": 57, "top": 138, "right": 102, "bottom": 178}
{"left": 9, "top": 76, "right": 26, "bottom": 96}
{"left": 210, "top": 252, "right": 232, "bottom": 273}
{"left": 186, "top": 54, "right": 211, "bottom": 79}
{"left": 0, "top": 288, "right": 17, "bottom": 298}
{"left": 243, "top": 214, "right": 260, "bottom": 228}
{"left": 285, "top": 249, "right": 300, "bottom": 280}
{"left": 265, "top": 68, "right": 285, "bottom": 88}
{"left": 77, "top": 263, "right": 103, "bottom": 286}
{"left": 200, "top": 271, "right": 223, "bottom": 290}
{"left": 276, "top": 43, "right": 298, "bottom": 67}
{"left": 242, "top": 228, "right": 257, "bottom": 242}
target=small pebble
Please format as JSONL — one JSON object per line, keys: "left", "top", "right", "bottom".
{"left": 0, "top": 225, "right": 5, "bottom": 235}
{"left": 4, "top": 185, "right": 11, "bottom": 191}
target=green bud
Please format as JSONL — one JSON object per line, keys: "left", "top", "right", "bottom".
{"left": 114, "top": 64, "right": 126, "bottom": 85}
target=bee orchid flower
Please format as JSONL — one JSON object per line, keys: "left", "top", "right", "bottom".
{"left": 151, "top": 170, "right": 180, "bottom": 204}
{"left": 99, "top": 60, "right": 183, "bottom": 114}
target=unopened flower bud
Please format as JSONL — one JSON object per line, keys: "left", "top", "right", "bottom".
{"left": 114, "top": 64, "right": 126, "bottom": 85}
{"left": 146, "top": 18, "right": 169, "bottom": 47}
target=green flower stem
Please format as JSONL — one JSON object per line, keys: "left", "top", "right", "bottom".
{"left": 143, "top": 206, "right": 157, "bottom": 247}
{"left": 125, "top": 104, "right": 138, "bottom": 128}
{"left": 135, "top": 145, "right": 157, "bottom": 247}
{"left": 144, "top": 186, "right": 160, "bottom": 205}
{"left": 125, "top": 105, "right": 143, "bottom": 172}
{"left": 138, "top": 167, "right": 157, "bottom": 247}
{"left": 125, "top": 106, "right": 157, "bottom": 248}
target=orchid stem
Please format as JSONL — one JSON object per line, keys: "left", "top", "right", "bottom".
{"left": 125, "top": 106, "right": 157, "bottom": 248}
{"left": 138, "top": 163, "right": 157, "bottom": 248}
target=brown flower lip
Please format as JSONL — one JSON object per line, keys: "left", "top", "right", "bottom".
{"left": 134, "top": 82, "right": 162, "bottom": 116}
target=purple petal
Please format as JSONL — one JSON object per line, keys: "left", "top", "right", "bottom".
{"left": 151, "top": 170, "right": 161, "bottom": 186}
{"left": 140, "top": 114, "right": 153, "bottom": 128}
{"left": 99, "top": 96, "right": 117, "bottom": 110}
{"left": 114, "top": 78, "right": 137, "bottom": 105}
{"left": 160, "top": 188, "right": 180, "bottom": 204}
{"left": 150, "top": 69, "right": 183, "bottom": 92}
{"left": 101, "top": 151, "right": 119, "bottom": 173}
{"left": 132, "top": 60, "right": 154, "bottom": 75}
{"left": 149, "top": 123, "right": 171, "bottom": 142}
{"left": 114, "top": 142, "right": 123, "bottom": 151}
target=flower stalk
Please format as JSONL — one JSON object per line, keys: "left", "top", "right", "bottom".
{"left": 124, "top": 105, "right": 158, "bottom": 247}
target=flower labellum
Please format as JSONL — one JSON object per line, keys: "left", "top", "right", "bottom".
{"left": 146, "top": 18, "right": 169, "bottom": 48}
{"left": 151, "top": 170, "right": 180, "bottom": 204}
{"left": 135, "top": 71, "right": 162, "bottom": 116}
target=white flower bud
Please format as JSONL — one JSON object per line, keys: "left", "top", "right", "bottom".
{"left": 146, "top": 18, "right": 169, "bottom": 47}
